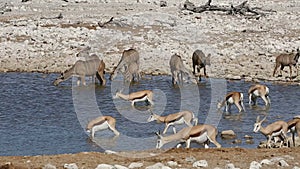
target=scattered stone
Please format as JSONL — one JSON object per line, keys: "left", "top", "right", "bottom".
{"left": 166, "top": 161, "right": 178, "bottom": 167}
{"left": 1, "top": 162, "right": 15, "bottom": 169}
{"left": 128, "top": 162, "right": 143, "bottom": 168}
{"left": 43, "top": 164, "right": 57, "bottom": 169}
{"left": 278, "top": 160, "right": 289, "bottom": 167}
{"left": 232, "top": 139, "right": 242, "bottom": 144}
{"left": 260, "top": 159, "right": 273, "bottom": 165}
{"left": 95, "top": 164, "right": 115, "bottom": 169}
{"left": 64, "top": 163, "right": 78, "bottom": 169}
{"left": 221, "top": 130, "right": 237, "bottom": 139}
{"left": 244, "top": 135, "right": 253, "bottom": 139}
{"left": 193, "top": 160, "right": 208, "bottom": 168}
{"left": 145, "top": 163, "right": 171, "bottom": 169}
{"left": 249, "top": 161, "right": 261, "bottom": 169}
{"left": 160, "top": 1, "right": 167, "bottom": 7}
{"left": 104, "top": 150, "right": 117, "bottom": 154}
{"left": 293, "top": 166, "right": 300, "bottom": 169}
{"left": 186, "top": 156, "right": 197, "bottom": 163}
{"left": 225, "top": 163, "right": 239, "bottom": 169}
{"left": 114, "top": 164, "right": 129, "bottom": 169}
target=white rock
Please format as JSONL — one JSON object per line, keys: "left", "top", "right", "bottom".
{"left": 225, "top": 163, "right": 239, "bottom": 169}
{"left": 293, "top": 167, "right": 300, "bottom": 169}
{"left": 128, "top": 162, "right": 143, "bottom": 168}
{"left": 186, "top": 156, "right": 197, "bottom": 163}
{"left": 145, "top": 163, "right": 171, "bottom": 169}
{"left": 193, "top": 160, "right": 208, "bottom": 168}
{"left": 249, "top": 161, "right": 261, "bottom": 169}
{"left": 260, "top": 159, "right": 273, "bottom": 165}
{"left": 43, "top": 164, "right": 57, "bottom": 169}
{"left": 64, "top": 163, "right": 78, "bottom": 169}
{"left": 114, "top": 164, "right": 129, "bottom": 169}
{"left": 278, "top": 160, "right": 289, "bottom": 167}
{"left": 166, "top": 161, "right": 178, "bottom": 167}
{"left": 95, "top": 164, "right": 115, "bottom": 169}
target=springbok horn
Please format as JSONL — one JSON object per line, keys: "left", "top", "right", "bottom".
{"left": 256, "top": 116, "right": 260, "bottom": 123}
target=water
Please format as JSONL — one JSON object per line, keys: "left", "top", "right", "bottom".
{"left": 0, "top": 72, "right": 299, "bottom": 156}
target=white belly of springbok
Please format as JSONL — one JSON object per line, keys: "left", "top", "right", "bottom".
{"left": 187, "top": 131, "right": 210, "bottom": 148}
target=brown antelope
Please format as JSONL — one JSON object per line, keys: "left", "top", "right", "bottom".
{"left": 192, "top": 49, "right": 211, "bottom": 80}
{"left": 147, "top": 110, "right": 198, "bottom": 134}
{"left": 217, "top": 92, "right": 245, "bottom": 113}
{"left": 287, "top": 115, "right": 300, "bottom": 147}
{"left": 273, "top": 48, "right": 299, "bottom": 79}
{"left": 53, "top": 54, "right": 105, "bottom": 86}
{"left": 253, "top": 116, "right": 288, "bottom": 148}
{"left": 110, "top": 48, "right": 140, "bottom": 81}
{"left": 86, "top": 116, "right": 120, "bottom": 139}
{"left": 169, "top": 54, "right": 197, "bottom": 85}
{"left": 113, "top": 89, "right": 154, "bottom": 106}
{"left": 248, "top": 84, "right": 270, "bottom": 106}
{"left": 155, "top": 124, "right": 221, "bottom": 149}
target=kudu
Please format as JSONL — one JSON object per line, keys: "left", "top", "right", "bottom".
{"left": 110, "top": 48, "right": 140, "bottom": 82}
{"left": 123, "top": 62, "right": 141, "bottom": 83}
{"left": 53, "top": 53, "right": 106, "bottom": 86}
{"left": 192, "top": 49, "right": 211, "bottom": 81}
{"left": 273, "top": 48, "right": 300, "bottom": 79}
{"left": 169, "top": 54, "right": 197, "bottom": 85}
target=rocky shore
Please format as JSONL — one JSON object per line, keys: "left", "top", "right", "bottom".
{"left": 0, "top": 0, "right": 300, "bottom": 83}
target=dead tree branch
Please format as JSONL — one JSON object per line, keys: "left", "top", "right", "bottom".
{"left": 182, "top": 0, "right": 276, "bottom": 19}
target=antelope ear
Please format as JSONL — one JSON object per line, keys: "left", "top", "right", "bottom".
{"left": 256, "top": 116, "right": 260, "bottom": 122}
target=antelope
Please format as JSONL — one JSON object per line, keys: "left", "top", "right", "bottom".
{"left": 217, "top": 92, "right": 245, "bottom": 113}
{"left": 287, "top": 115, "right": 300, "bottom": 147}
{"left": 86, "top": 116, "right": 120, "bottom": 139}
{"left": 113, "top": 89, "right": 154, "bottom": 106}
{"left": 253, "top": 116, "right": 288, "bottom": 148}
{"left": 155, "top": 124, "right": 221, "bottom": 149}
{"left": 147, "top": 110, "right": 198, "bottom": 134}
{"left": 110, "top": 48, "right": 140, "bottom": 81}
{"left": 273, "top": 48, "right": 299, "bottom": 79}
{"left": 53, "top": 54, "right": 105, "bottom": 86}
{"left": 192, "top": 49, "right": 211, "bottom": 80}
{"left": 123, "top": 62, "right": 141, "bottom": 83}
{"left": 248, "top": 84, "right": 270, "bottom": 106}
{"left": 169, "top": 54, "right": 197, "bottom": 85}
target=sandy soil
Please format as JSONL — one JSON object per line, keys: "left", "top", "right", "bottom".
{"left": 0, "top": 148, "right": 300, "bottom": 169}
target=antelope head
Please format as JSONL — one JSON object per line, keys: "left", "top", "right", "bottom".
{"left": 147, "top": 110, "right": 157, "bottom": 122}
{"left": 253, "top": 116, "right": 267, "bottom": 133}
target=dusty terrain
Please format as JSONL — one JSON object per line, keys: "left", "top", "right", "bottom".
{"left": 1, "top": 0, "right": 300, "bottom": 169}
{"left": 1, "top": 148, "right": 300, "bottom": 169}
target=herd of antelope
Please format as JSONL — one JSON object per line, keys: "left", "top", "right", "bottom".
{"left": 53, "top": 47, "right": 300, "bottom": 149}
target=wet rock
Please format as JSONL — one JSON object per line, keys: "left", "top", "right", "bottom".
{"left": 193, "top": 160, "right": 208, "bottom": 168}
{"left": 64, "top": 163, "right": 78, "bottom": 169}
{"left": 128, "top": 162, "right": 143, "bottom": 168}
{"left": 232, "top": 139, "right": 242, "bottom": 144}
{"left": 249, "top": 161, "right": 261, "bottom": 169}
{"left": 221, "top": 130, "right": 237, "bottom": 139}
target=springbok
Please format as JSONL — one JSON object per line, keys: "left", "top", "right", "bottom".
{"left": 155, "top": 124, "right": 221, "bottom": 149}
{"left": 110, "top": 48, "right": 140, "bottom": 81}
{"left": 217, "top": 92, "right": 245, "bottom": 113}
{"left": 147, "top": 110, "right": 198, "bottom": 134}
{"left": 287, "top": 115, "right": 300, "bottom": 147}
{"left": 113, "top": 89, "right": 154, "bottom": 106}
{"left": 86, "top": 116, "right": 120, "bottom": 139}
{"left": 273, "top": 48, "right": 300, "bottom": 79}
{"left": 248, "top": 84, "right": 270, "bottom": 106}
{"left": 169, "top": 54, "right": 197, "bottom": 85}
{"left": 253, "top": 116, "right": 288, "bottom": 148}
{"left": 53, "top": 54, "right": 105, "bottom": 86}
{"left": 192, "top": 49, "right": 211, "bottom": 80}
{"left": 123, "top": 62, "right": 141, "bottom": 83}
